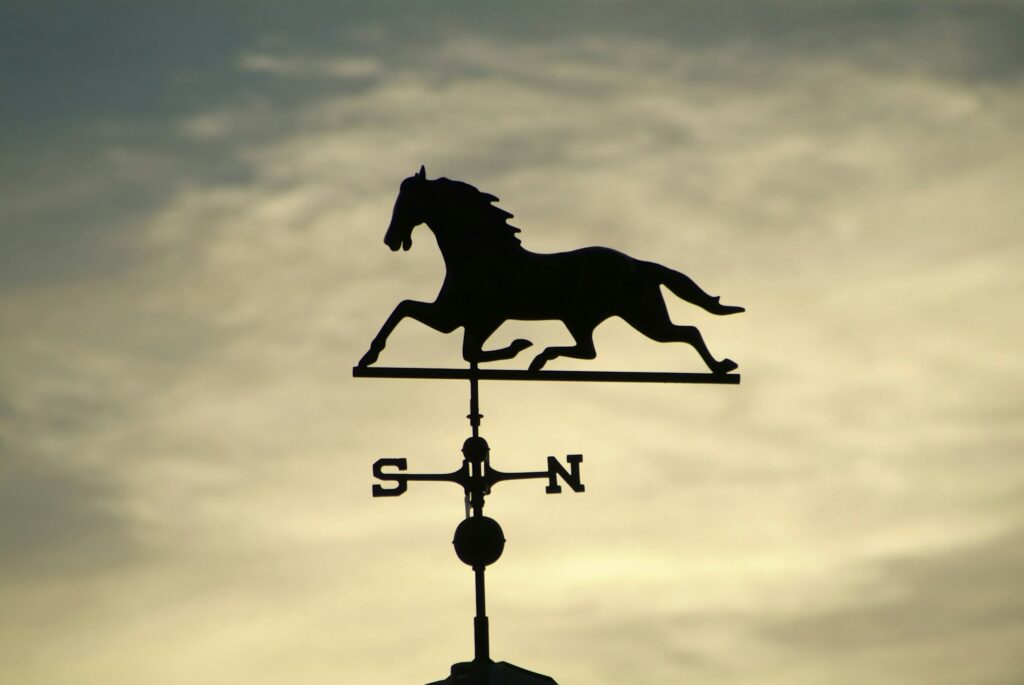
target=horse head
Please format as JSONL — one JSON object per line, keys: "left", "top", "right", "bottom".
{"left": 384, "top": 165, "right": 430, "bottom": 252}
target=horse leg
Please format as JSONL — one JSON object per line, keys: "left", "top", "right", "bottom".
{"left": 358, "top": 299, "right": 459, "bottom": 366}
{"left": 528, "top": 320, "right": 597, "bottom": 371}
{"left": 462, "top": 322, "right": 532, "bottom": 363}
{"left": 620, "top": 290, "right": 738, "bottom": 374}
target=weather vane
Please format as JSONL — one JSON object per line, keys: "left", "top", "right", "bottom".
{"left": 354, "top": 166, "right": 743, "bottom": 684}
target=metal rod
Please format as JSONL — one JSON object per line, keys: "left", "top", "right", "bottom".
{"left": 469, "top": 453, "right": 485, "bottom": 517}
{"left": 354, "top": 366, "right": 740, "bottom": 384}
{"left": 474, "top": 567, "right": 489, "bottom": 664}
{"left": 468, "top": 362, "right": 482, "bottom": 437}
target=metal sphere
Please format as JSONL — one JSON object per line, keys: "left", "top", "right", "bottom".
{"left": 461, "top": 436, "right": 490, "bottom": 464}
{"left": 453, "top": 516, "right": 505, "bottom": 568}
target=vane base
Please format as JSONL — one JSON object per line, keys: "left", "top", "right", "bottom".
{"left": 426, "top": 660, "right": 557, "bottom": 684}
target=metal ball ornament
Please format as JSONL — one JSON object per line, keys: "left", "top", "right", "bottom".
{"left": 461, "top": 436, "right": 490, "bottom": 464}
{"left": 453, "top": 516, "right": 505, "bottom": 568}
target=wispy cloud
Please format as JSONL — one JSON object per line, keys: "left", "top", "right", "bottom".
{"left": 237, "top": 52, "right": 381, "bottom": 80}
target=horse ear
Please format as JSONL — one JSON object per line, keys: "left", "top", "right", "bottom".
{"left": 417, "top": 165, "right": 426, "bottom": 180}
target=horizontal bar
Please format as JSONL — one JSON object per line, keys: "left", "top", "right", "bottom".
{"left": 490, "top": 470, "right": 548, "bottom": 482}
{"left": 352, "top": 366, "right": 739, "bottom": 384}
{"left": 399, "top": 472, "right": 466, "bottom": 483}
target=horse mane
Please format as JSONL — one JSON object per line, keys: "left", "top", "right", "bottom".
{"left": 432, "top": 178, "right": 521, "bottom": 247}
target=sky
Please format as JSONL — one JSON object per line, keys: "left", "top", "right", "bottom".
{"left": 2, "top": 1, "right": 1023, "bottom": 683}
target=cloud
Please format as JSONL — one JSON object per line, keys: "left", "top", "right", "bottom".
{"left": 0, "top": 463, "right": 137, "bottom": 581}
{"left": 2, "top": 7, "right": 1023, "bottom": 685}
{"left": 762, "top": 524, "right": 1024, "bottom": 684}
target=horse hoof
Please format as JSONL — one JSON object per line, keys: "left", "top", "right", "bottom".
{"left": 528, "top": 356, "right": 547, "bottom": 372}
{"left": 714, "top": 358, "right": 738, "bottom": 374}
{"left": 358, "top": 350, "right": 379, "bottom": 367}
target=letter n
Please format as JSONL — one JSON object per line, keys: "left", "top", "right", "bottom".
{"left": 546, "top": 454, "right": 585, "bottom": 494}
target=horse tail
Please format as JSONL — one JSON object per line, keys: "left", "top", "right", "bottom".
{"left": 647, "top": 262, "right": 745, "bottom": 315}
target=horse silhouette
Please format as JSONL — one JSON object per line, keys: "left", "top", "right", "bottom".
{"left": 358, "top": 166, "right": 743, "bottom": 373}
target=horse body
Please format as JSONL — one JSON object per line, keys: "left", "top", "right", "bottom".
{"left": 450, "top": 246, "right": 630, "bottom": 319}
{"left": 358, "top": 167, "right": 743, "bottom": 372}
